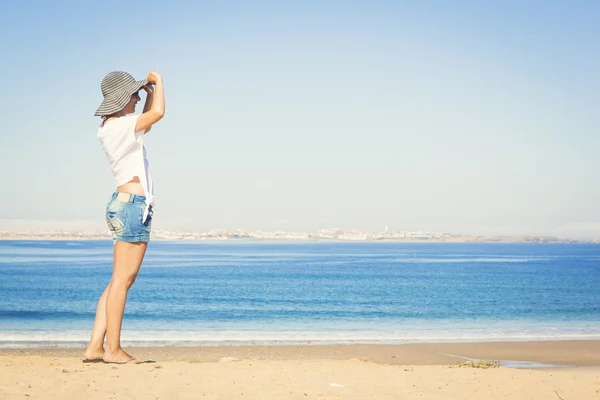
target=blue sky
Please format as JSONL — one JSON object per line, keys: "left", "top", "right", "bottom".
{"left": 1, "top": 0, "right": 599, "bottom": 238}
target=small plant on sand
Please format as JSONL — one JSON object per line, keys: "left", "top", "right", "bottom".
{"left": 453, "top": 360, "right": 500, "bottom": 369}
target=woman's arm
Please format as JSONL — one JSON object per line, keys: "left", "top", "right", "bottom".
{"left": 141, "top": 85, "right": 154, "bottom": 133}
{"left": 136, "top": 70, "right": 165, "bottom": 133}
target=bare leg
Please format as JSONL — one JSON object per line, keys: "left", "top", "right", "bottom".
{"left": 83, "top": 284, "right": 111, "bottom": 360}
{"left": 101, "top": 241, "right": 148, "bottom": 363}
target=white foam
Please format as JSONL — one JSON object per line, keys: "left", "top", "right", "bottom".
{"left": 2, "top": 326, "right": 600, "bottom": 348}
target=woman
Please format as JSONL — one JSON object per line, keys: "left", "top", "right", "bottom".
{"left": 84, "top": 70, "right": 165, "bottom": 364}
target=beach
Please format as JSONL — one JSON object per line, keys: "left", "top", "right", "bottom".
{"left": 1, "top": 340, "right": 599, "bottom": 399}
{"left": 2, "top": 242, "right": 599, "bottom": 398}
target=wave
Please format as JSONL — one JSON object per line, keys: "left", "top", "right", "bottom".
{"left": 2, "top": 324, "right": 599, "bottom": 348}
{"left": 0, "top": 310, "right": 95, "bottom": 319}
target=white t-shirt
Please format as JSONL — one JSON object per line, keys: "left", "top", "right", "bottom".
{"left": 97, "top": 115, "right": 154, "bottom": 222}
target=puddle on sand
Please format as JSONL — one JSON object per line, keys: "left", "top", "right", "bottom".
{"left": 440, "top": 353, "right": 572, "bottom": 369}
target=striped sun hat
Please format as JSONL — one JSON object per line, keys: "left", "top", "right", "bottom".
{"left": 94, "top": 71, "right": 148, "bottom": 116}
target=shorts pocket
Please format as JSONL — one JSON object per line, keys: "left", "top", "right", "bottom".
{"left": 106, "top": 210, "right": 125, "bottom": 234}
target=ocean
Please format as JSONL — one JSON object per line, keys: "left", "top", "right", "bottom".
{"left": 0, "top": 240, "right": 598, "bottom": 348}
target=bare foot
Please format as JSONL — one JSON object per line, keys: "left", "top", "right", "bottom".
{"left": 102, "top": 348, "right": 136, "bottom": 364}
{"left": 83, "top": 346, "right": 105, "bottom": 361}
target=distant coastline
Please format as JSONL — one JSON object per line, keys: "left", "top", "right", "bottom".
{"left": 0, "top": 229, "right": 597, "bottom": 243}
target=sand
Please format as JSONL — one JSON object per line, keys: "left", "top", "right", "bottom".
{"left": 1, "top": 341, "right": 599, "bottom": 399}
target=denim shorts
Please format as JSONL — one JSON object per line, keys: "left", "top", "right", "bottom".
{"left": 105, "top": 192, "right": 153, "bottom": 243}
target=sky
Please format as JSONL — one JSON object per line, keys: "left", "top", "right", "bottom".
{"left": 0, "top": 0, "right": 599, "bottom": 238}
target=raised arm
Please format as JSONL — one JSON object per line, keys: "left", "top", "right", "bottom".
{"left": 136, "top": 70, "right": 165, "bottom": 133}
{"left": 140, "top": 84, "right": 154, "bottom": 133}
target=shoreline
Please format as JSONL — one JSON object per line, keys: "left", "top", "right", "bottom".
{"left": 0, "top": 237, "right": 597, "bottom": 243}
{"left": 3, "top": 340, "right": 600, "bottom": 367}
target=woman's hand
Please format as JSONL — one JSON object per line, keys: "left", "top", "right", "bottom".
{"left": 142, "top": 84, "right": 154, "bottom": 95}
{"left": 146, "top": 69, "right": 162, "bottom": 84}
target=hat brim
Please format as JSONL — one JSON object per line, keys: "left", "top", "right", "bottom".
{"left": 94, "top": 78, "right": 149, "bottom": 116}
